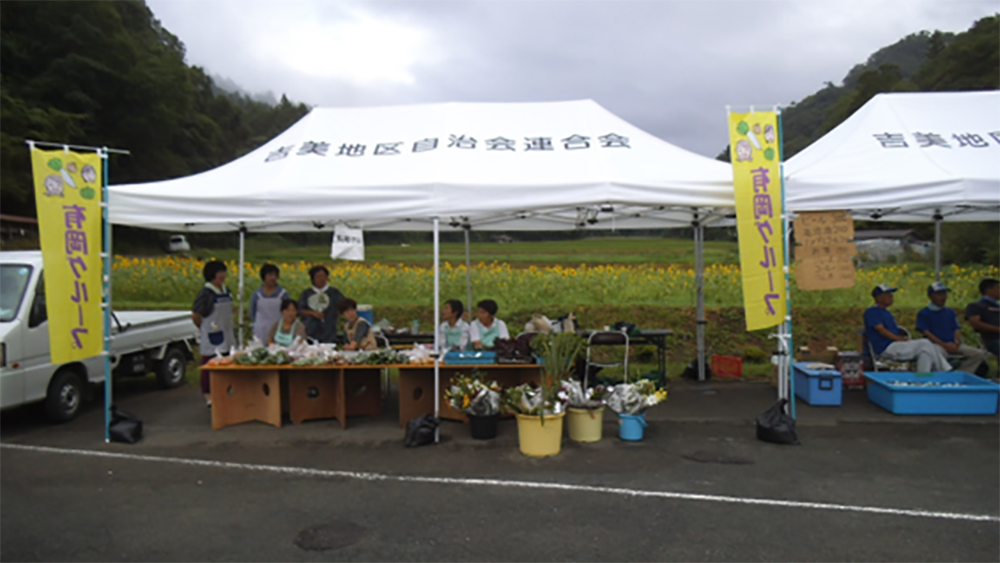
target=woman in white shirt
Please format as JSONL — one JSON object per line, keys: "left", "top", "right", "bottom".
{"left": 438, "top": 299, "right": 471, "bottom": 351}
{"left": 470, "top": 299, "right": 509, "bottom": 349}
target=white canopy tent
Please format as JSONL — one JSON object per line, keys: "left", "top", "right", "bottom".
{"left": 109, "top": 100, "right": 739, "bottom": 431}
{"left": 785, "top": 91, "right": 1000, "bottom": 277}
{"left": 110, "top": 99, "right": 734, "bottom": 232}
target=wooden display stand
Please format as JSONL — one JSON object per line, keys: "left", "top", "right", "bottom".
{"left": 210, "top": 367, "right": 282, "bottom": 430}
{"left": 397, "top": 363, "right": 543, "bottom": 427}
{"left": 209, "top": 365, "right": 384, "bottom": 430}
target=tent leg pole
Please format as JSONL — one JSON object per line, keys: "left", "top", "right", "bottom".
{"left": 433, "top": 217, "right": 441, "bottom": 444}
{"left": 934, "top": 215, "right": 942, "bottom": 282}
{"left": 464, "top": 226, "right": 473, "bottom": 318}
{"left": 694, "top": 217, "right": 706, "bottom": 382}
{"left": 238, "top": 227, "right": 246, "bottom": 345}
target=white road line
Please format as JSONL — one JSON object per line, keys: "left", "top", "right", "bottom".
{"left": 3, "top": 442, "right": 998, "bottom": 523}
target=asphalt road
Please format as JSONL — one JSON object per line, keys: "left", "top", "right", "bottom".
{"left": 1, "top": 379, "right": 998, "bottom": 562}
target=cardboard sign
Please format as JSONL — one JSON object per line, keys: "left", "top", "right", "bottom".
{"left": 796, "top": 258, "right": 856, "bottom": 290}
{"left": 331, "top": 224, "right": 364, "bottom": 261}
{"left": 794, "top": 210, "right": 855, "bottom": 291}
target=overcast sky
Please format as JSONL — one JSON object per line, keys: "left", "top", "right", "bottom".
{"left": 146, "top": 0, "right": 997, "bottom": 157}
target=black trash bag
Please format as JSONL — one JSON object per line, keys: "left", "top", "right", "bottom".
{"left": 109, "top": 406, "right": 143, "bottom": 444}
{"left": 403, "top": 415, "right": 439, "bottom": 448}
{"left": 756, "top": 399, "right": 800, "bottom": 445}
{"left": 680, "top": 358, "right": 712, "bottom": 380}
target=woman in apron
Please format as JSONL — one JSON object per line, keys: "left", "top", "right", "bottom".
{"left": 438, "top": 298, "right": 471, "bottom": 351}
{"left": 470, "top": 299, "right": 510, "bottom": 349}
{"left": 249, "top": 263, "right": 289, "bottom": 345}
{"left": 191, "top": 260, "right": 235, "bottom": 407}
{"left": 269, "top": 299, "right": 307, "bottom": 346}
{"left": 339, "top": 298, "right": 377, "bottom": 351}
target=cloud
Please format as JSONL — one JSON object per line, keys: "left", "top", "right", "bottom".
{"left": 147, "top": 0, "right": 997, "bottom": 157}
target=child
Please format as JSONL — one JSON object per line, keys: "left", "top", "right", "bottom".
{"left": 470, "top": 299, "right": 510, "bottom": 350}
{"left": 339, "top": 298, "right": 376, "bottom": 351}
{"left": 438, "top": 299, "right": 471, "bottom": 351}
{"left": 268, "top": 299, "right": 306, "bottom": 346}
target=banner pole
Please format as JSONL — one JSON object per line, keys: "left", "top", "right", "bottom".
{"left": 777, "top": 107, "right": 795, "bottom": 419}
{"left": 102, "top": 148, "right": 113, "bottom": 442}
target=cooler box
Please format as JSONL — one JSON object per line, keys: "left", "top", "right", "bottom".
{"left": 793, "top": 362, "right": 843, "bottom": 406}
{"left": 443, "top": 351, "right": 496, "bottom": 365}
{"left": 357, "top": 304, "right": 374, "bottom": 325}
{"left": 863, "top": 371, "right": 1000, "bottom": 415}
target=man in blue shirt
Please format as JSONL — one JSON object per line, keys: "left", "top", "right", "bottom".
{"left": 966, "top": 278, "right": 1000, "bottom": 359}
{"left": 864, "top": 284, "right": 951, "bottom": 372}
{"left": 916, "top": 282, "right": 987, "bottom": 373}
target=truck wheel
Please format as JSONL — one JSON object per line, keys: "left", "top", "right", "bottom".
{"left": 45, "top": 369, "right": 84, "bottom": 423}
{"left": 156, "top": 347, "right": 187, "bottom": 389}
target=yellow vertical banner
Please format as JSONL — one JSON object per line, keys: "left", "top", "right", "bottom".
{"left": 30, "top": 149, "right": 104, "bottom": 364}
{"left": 728, "top": 111, "right": 787, "bottom": 331}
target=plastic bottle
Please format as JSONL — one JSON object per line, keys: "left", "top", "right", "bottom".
{"left": 412, "top": 319, "right": 420, "bottom": 334}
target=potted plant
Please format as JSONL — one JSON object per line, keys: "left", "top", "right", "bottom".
{"left": 444, "top": 371, "right": 502, "bottom": 440}
{"left": 604, "top": 379, "right": 668, "bottom": 441}
{"left": 562, "top": 380, "right": 608, "bottom": 442}
{"left": 501, "top": 333, "right": 585, "bottom": 457}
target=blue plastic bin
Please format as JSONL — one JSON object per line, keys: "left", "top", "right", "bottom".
{"left": 863, "top": 371, "right": 1000, "bottom": 415}
{"left": 793, "top": 362, "right": 843, "bottom": 406}
{"left": 443, "top": 351, "right": 496, "bottom": 365}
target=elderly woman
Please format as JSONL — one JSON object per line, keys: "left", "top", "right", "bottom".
{"left": 268, "top": 299, "right": 307, "bottom": 346}
{"left": 249, "top": 263, "right": 289, "bottom": 345}
{"left": 298, "top": 265, "right": 345, "bottom": 344}
{"left": 191, "top": 260, "right": 234, "bottom": 407}
{"left": 339, "top": 298, "right": 376, "bottom": 351}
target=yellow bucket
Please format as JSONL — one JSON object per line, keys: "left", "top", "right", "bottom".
{"left": 515, "top": 412, "right": 565, "bottom": 457}
{"left": 566, "top": 406, "right": 605, "bottom": 442}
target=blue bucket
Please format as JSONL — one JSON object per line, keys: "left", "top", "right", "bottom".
{"left": 618, "top": 413, "right": 648, "bottom": 441}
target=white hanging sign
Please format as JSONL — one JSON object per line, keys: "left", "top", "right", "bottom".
{"left": 331, "top": 224, "right": 365, "bottom": 261}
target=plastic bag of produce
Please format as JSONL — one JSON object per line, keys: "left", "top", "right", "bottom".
{"left": 756, "top": 399, "right": 800, "bottom": 445}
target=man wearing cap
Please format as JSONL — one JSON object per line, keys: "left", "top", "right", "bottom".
{"left": 966, "top": 278, "right": 1000, "bottom": 359}
{"left": 916, "top": 282, "right": 987, "bottom": 374}
{"left": 864, "top": 284, "right": 951, "bottom": 372}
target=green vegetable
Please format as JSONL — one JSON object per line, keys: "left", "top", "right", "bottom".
{"left": 764, "top": 148, "right": 775, "bottom": 161}
{"left": 736, "top": 121, "right": 749, "bottom": 135}
{"left": 80, "top": 187, "right": 96, "bottom": 200}
{"left": 47, "top": 158, "right": 63, "bottom": 171}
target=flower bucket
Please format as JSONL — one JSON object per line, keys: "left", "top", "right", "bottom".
{"left": 514, "top": 412, "right": 565, "bottom": 457}
{"left": 468, "top": 414, "right": 499, "bottom": 440}
{"left": 566, "top": 406, "right": 604, "bottom": 442}
{"left": 618, "top": 413, "right": 648, "bottom": 441}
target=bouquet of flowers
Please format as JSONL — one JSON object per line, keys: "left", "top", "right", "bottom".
{"left": 445, "top": 372, "right": 502, "bottom": 417}
{"left": 502, "top": 383, "right": 569, "bottom": 416}
{"left": 561, "top": 380, "right": 607, "bottom": 410}
{"left": 604, "top": 379, "right": 667, "bottom": 415}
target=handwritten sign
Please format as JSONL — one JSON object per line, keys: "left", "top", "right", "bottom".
{"left": 331, "top": 224, "right": 364, "bottom": 261}
{"left": 793, "top": 211, "right": 855, "bottom": 290}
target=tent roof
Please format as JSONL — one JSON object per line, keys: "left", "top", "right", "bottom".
{"left": 108, "top": 99, "right": 734, "bottom": 232}
{"left": 785, "top": 91, "right": 1000, "bottom": 222}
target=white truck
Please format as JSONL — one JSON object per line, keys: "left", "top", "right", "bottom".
{"left": 1, "top": 251, "right": 198, "bottom": 422}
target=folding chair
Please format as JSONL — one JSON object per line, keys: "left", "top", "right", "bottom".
{"left": 584, "top": 331, "right": 629, "bottom": 386}
{"left": 861, "top": 327, "right": 914, "bottom": 372}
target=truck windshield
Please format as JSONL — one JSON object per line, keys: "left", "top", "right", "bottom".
{"left": 1, "top": 264, "right": 33, "bottom": 322}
